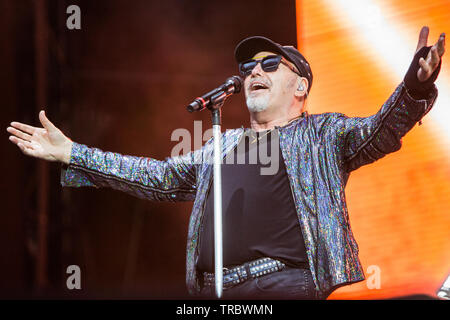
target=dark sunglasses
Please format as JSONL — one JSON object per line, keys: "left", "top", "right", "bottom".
{"left": 239, "top": 54, "right": 302, "bottom": 78}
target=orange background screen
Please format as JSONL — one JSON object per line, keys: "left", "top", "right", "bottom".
{"left": 296, "top": 0, "right": 450, "bottom": 299}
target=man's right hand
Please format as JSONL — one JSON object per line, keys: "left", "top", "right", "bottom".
{"left": 7, "top": 110, "right": 73, "bottom": 165}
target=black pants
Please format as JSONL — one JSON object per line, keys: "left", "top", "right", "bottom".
{"left": 199, "top": 266, "right": 321, "bottom": 299}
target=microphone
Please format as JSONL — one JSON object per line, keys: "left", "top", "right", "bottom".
{"left": 187, "top": 75, "right": 243, "bottom": 112}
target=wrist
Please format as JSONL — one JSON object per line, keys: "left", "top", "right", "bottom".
{"left": 61, "top": 139, "right": 73, "bottom": 165}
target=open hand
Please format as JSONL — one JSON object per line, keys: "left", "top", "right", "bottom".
{"left": 416, "top": 26, "right": 445, "bottom": 82}
{"left": 7, "top": 110, "right": 73, "bottom": 164}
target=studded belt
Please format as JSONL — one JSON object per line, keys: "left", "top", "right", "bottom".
{"left": 203, "top": 257, "right": 286, "bottom": 290}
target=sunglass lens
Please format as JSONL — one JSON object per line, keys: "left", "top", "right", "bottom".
{"left": 261, "top": 55, "right": 281, "bottom": 72}
{"left": 239, "top": 60, "right": 257, "bottom": 76}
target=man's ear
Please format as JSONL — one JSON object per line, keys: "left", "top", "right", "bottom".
{"left": 295, "top": 77, "right": 308, "bottom": 98}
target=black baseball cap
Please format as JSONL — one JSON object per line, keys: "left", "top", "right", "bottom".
{"left": 234, "top": 36, "right": 313, "bottom": 93}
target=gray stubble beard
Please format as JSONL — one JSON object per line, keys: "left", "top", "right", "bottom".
{"left": 246, "top": 93, "right": 270, "bottom": 113}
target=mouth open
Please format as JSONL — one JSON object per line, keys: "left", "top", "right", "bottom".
{"left": 249, "top": 82, "right": 269, "bottom": 92}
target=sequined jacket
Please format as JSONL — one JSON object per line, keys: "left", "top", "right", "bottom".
{"left": 61, "top": 81, "right": 437, "bottom": 297}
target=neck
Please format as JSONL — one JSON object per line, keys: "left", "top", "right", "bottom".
{"left": 249, "top": 108, "right": 304, "bottom": 132}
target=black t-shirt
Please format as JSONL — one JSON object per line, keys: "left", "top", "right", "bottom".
{"left": 197, "top": 128, "right": 308, "bottom": 272}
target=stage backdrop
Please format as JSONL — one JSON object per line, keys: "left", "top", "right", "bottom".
{"left": 296, "top": 0, "right": 450, "bottom": 299}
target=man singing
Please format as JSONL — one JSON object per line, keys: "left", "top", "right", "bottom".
{"left": 7, "top": 26, "right": 445, "bottom": 299}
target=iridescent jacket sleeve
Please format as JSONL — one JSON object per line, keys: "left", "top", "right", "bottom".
{"left": 60, "top": 142, "right": 199, "bottom": 202}
{"left": 329, "top": 82, "right": 438, "bottom": 172}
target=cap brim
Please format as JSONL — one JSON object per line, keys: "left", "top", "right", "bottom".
{"left": 234, "top": 36, "right": 286, "bottom": 63}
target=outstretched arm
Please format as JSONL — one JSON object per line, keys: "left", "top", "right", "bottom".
{"left": 60, "top": 142, "right": 198, "bottom": 202}
{"left": 329, "top": 27, "right": 445, "bottom": 173}
{"left": 7, "top": 111, "right": 199, "bottom": 202}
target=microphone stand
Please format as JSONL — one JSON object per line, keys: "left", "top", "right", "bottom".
{"left": 210, "top": 91, "right": 226, "bottom": 299}
{"left": 211, "top": 107, "right": 223, "bottom": 299}
{"left": 186, "top": 77, "right": 242, "bottom": 299}
{"left": 189, "top": 92, "right": 227, "bottom": 299}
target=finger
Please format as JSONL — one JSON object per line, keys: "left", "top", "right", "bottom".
{"left": 17, "top": 142, "right": 37, "bottom": 158}
{"left": 428, "top": 46, "right": 440, "bottom": 66}
{"left": 10, "top": 121, "right": 39, "bottom": 135}
{"left": 437, "top": 33, "right": 446, "bottom": 57}
{"left": 9, "top": 135, "right": 35, "bottom": 150}
{"left": 419, "top": 57, "right": 431, "bottom": 74}
{"left": 416, "top": 26, "right": 429, "bottom": 52}
{"left": 39, "top": 110, "right": 57, "bottom": 132}
{"left": 6, "top": 126, "right": 32, "bottom": 142}
{"left": 417, "top": 58, "right": 431, "bottom": 81}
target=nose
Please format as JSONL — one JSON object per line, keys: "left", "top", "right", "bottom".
{"left": 250, "top": 61, "right": 264, "bottom": 77}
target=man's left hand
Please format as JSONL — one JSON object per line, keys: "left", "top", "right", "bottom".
{"left": 416, "top": 26, "right": 445, "bottom": 82}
